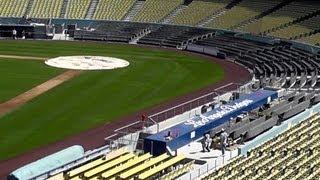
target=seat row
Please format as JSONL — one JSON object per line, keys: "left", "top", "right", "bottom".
{"left": 46, "top": 147, "right": 193, "bottom": 180}
{"left": 133, "top": 0, "right": 182, "bottom": 23}
{"left": 202, "top": 113, "right": 320, "bottom": 179}
{"left": 93, "top": 0, "right": 135, "bottom": 20}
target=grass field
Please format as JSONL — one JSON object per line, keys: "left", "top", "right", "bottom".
{"left": 0, "top": 40, "right": 224, "bottom": 160}
{"left": 0, "top": 58, "right": 63, "bottom": 103}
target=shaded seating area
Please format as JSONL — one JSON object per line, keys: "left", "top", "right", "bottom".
{"left": 138, "top": 25, "right": 214, "bottom": 47}
{"left": 193, "top": 34, "right": 319, "bottom": 89}
{"left": 74, "top": 21, "right": 150, "bottom": 43}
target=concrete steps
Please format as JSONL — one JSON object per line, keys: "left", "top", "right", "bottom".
{"left": 85, "top": 0, "right": 99, "bottom": 19}
{"left": 24, "top": 0, "right": 35, "bottom": 16}
{"left": 160, "top": 5, "right": 187, "bottom": 24}
{"left": 59, "top": 0, "right": 69, "bottom": 18}
{"left": 197, "top": 9, "right": 227, "bottom": 27}
{"left": 129, "top": 28, "right": 151, "bottom": 44}
{"left": 123, "top": 0, "right": 145, "bottom": 21}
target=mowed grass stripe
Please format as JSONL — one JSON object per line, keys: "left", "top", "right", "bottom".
{"left": 0, "top": 58, "right": 64, "bottom": 103}
{"left": 0, "top": 41, "right": 224, "bottom": 160}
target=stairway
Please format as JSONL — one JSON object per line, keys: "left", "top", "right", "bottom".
{"left": 197, "top": 0, "right": 242, "bottom": 27}
{"left": 24, "top": 0, "right": 35, "bottom": 16}
{"left": 85, "top": 0, "right": 99, "bottom": 19}
{"left": 123, "top": 0, "right": 145, "bottom": 21}
{"left": 232, "top": 0, "right": 294, "bottom": 30}
{"left": 59, "top": 0, "right": 69, "bottom": 18}
{"left": 198, "top": 9, "right": 227, "bottom": 27}
{"left": 160, "top": 5, "right": 187, "bottom": 24}
{"left": 264, "top": 9, "right": 320, "bottom": 35}
{"left": 129, "top": 28, "right": 151, "bottom": 44}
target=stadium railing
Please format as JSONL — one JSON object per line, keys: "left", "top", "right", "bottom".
{"left": 177, "top": 102, "right": 320, "bottom": 180}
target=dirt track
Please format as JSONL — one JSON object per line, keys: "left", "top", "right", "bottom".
{"left": 0, "top": 48, "right": 251, "bottom": 178}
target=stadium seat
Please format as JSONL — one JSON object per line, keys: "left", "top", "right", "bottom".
{"left": 28, "top": 0, "right": 63, "bottom": 18}
{"left": 93, "top": 0, "right": 135, "bottom": 20}
{"left": 65, "top": 0, "right": 91, "bottom": 19}
{"left": 201, "top": 113, "right": 320, "bottom": 180}
{"left": 0, "top": 0, "right": 29, "bottom": 17}
{"left": 133, "top": 0, "right": 183, "bottom": 23}
{"left": 206, "top": 0, "right": 280, "bottom": 29}
{"left": 172, "top": 0, "right": 230, "bottom": 26}
{"left": 66, "top": 147, "right": 129, "bottom": 178}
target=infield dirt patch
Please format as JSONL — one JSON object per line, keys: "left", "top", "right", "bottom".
{"left": 0, "top": 70, "right": 81, "bottom": 116}
{"left": 0, "top": 55, "right": 45, "bottom": 61}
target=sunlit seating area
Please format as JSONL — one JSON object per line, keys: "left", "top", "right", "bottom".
{"left": 298, "top": 33, "right": 320, "bottom": 46}
{"left": 65, "top": 0, "right": 91, "bottom": 19}
{"left": 46, "top": 147, "right": 193, "bottom": 180}
{"left": 202, "top": 113, "right": 320, "bottom": 180}
{"left": 133, "top": 0, "right": 182, "bottom": 23}
{"left": 29, "top": 0, "right": 63, "bottom": 18}
{"left": 206, "top": 0, "right": 280, "bottom": 29}
{"left": 241, "top": 1, "right": 320, "bottom": 34}
{"left": 172, "top": 0, "right": 230, "bottom": 26}
{"left": 0, "top": 0, "right": 29, "bottom": 18}
{"left": 93, "top": 0, "right": 135, "bottom": 20}
{"left": 270, "top": 15, "right": 320, "bottom": 39}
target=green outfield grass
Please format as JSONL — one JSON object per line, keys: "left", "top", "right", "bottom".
{"left": 0, "top": 58, "right": 63, "bottom": 103}
{"left": 0, "top": 40, "right": 224, "bottom": 160}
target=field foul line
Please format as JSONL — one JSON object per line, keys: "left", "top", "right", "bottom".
{"left": 0, "top": 70, "right": 82, "bottom": 117}
{"left": 214, "top": 82, "right": 234, "bottom": 91}
{"left": 0, "top": 54, "right": 46, "bottom": 61}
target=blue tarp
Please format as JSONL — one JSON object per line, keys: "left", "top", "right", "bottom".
{"left": 144, "top": 89, "right": 278, "bottom": 155}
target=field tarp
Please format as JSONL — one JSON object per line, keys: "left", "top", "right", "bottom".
{"left": 8, "top": 145, "right": 84, "bottom": 180}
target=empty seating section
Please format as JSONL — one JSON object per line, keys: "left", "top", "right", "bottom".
{"left": 195, "top": 34, "right": 320, "bottom": 88}
{"left": 65, "top": 0, "right": 91, "bottom": 19}
{"left": 119, "top": 153, "right": 170, "bottom": 179}
{"left": 0, "top": 0, "right": 28, "bottom": 17}
{"left": 74, "top": 21, "right": 150, "bottom": 42}
{"left": 133, "top": 0, "right": 182, "bottom": 23}
{"left": 138, "top": 25, "right": 214, "bottom": 47}
{"left": 172, "top": 0, "right": 229, "bottom": 26}
{"left": 241, "top": 1, "right": 320, "bottom": 33}
{"left": 207, "top": 0, "right": 280, "bottom": 29}
{"left": 101, "top": 153, "right": 152, "bottom": 179}
{"left": 29, "top": 0, "right": 63, "bottom": 18}
{"left": 46, "top": 146, "right": 192, "bottom": 180}
{"left": 83, "top": 153, "right": 136, "bottom": 178}
{"left": 138, "top": 155, "right": 185, "bottom": 179}
{"left": 299, "top": 33, "right": 320, "bottom": 45}
{"left": 270, "top": 15, "right": 320, "bottom": 39}
{"left": 93, "top": 0, "right": 135, "bottom": 20}
{"left": 203, "top": 114, "right": 320, "bottom": 180}
{"left": 66, "top": 148, "right": 128, "bottom": 178}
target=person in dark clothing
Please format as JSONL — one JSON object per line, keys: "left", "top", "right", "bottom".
{"left": 220, "top": 128, "right": 228, "bottom": 155}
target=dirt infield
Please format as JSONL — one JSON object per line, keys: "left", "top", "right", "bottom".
{"left": 0, "top": 48, "right": 251, "bottom": 178}
{"left": 0, "top": 70, "right": 82, "bottom": 117}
